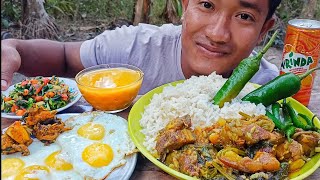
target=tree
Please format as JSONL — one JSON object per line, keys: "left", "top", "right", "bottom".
{"left": 299, "top": 0, "right": 317, "bottom": 19}
{"left": 21, "top": 0, "right": 59, "bottom": 40}
{"left": 162, "top": 0, "right": 182, "bottom": 24}
{"left": 133, "top": 0, "right": 151, "bottom": 25}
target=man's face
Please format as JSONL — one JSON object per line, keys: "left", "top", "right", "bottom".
{"left": 181, "top": 0, "right": 274, "bottom": 77}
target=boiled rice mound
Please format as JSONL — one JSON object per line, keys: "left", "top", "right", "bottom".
{"left": 140, "top": 72, "right": 265, "bottom": 154}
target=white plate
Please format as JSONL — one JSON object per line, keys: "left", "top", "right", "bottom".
{"left": 57, "top": 113, "right": 138, "bottom": 180}
{"left": 1, "top": 113, "right": 138, "bottom": 180}
{"left": 1, "top": 77, "right": 82, "bottom": 119}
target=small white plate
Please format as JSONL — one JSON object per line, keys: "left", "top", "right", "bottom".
{"left": 57, "top": 113, "right": 138, "bottom": 180}
{"left": 1, "top": 77, "right": 82, "bottom": 119}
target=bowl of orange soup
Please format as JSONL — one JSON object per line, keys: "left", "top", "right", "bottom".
{"left": 75, "top": 64, "right": 144, "bottom": 113}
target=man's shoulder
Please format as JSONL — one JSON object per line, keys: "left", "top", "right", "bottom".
{"left": 136, "top": 23, "right": 181, "bottom": 31}
{"left": 250, "top": 49, "right": 280, "bottom": 85}
{"left": 108, "top": 23, "right": 182, "bottom": 38}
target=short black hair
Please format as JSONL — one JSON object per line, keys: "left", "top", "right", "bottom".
{"left": 267, "top": 0, "right": 282, "bottom": 20}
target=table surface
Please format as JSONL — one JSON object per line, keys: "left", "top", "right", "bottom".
{"left": 1, "top": 74, "right": 319, "bottom": 180}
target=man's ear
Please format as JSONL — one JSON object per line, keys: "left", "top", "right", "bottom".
{"left": 258, "top": 16, "right": 276, "bottom": 43}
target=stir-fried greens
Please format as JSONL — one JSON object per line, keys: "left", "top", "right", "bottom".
{"left": 1, "top": 76, "right": 74, "bottom": 116}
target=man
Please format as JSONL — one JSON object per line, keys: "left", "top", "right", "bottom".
{"left": 1, "top": 0, "right": 281, "bottom": 94}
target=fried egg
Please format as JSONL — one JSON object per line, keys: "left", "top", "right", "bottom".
{"left": 1, "top": 112, "right": 135, "bottom": 180}
{"left": 1, "top": 140, "right": 82, "bottom": 180}
{"left": 56, "top": 112, "right": 136, "bottom": 179}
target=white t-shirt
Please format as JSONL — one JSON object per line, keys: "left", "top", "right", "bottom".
{"left": 80, "top": 23, "right": 279, "bottom": 94}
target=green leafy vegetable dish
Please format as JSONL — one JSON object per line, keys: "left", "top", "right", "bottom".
{"left": 1, "top": 76, "right": 78, "bottom": 117}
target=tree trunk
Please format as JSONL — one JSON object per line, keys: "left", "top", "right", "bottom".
{"left": 21, "top": 0, "right": 59, "bottom": 40}
{"left": 299, "top": 0, "right": 317, "bottom": 19}
{"left": 162, "top": 0, "right": 181, "bottom": 24}
{"left": 133, "top": 0, "right": 151, "bottom": 25}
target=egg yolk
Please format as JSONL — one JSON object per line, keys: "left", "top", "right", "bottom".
{"left": 82, "top": 143, "right": 113, "bottom": 167}
{"left": 77, "top": 122, "right": 105, "bottom": 140}
{"left": 14, "top": 165, "right": 49, "bottom": 180}
{"left": 1, "top": 158, "right": 25, "bottom": 178}
{"left": 45, "top": 151, "right": 73, "bottom": 171}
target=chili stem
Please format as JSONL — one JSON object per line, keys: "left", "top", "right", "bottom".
{"left": 259, "top": 30, "right": 280, "bottom": 57}
{"left": 298, "top": 67, "right": 320, "bottom": 80}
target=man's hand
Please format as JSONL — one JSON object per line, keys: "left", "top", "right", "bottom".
{"left": 1, "top": 40, "right": 21, "bottom": 90}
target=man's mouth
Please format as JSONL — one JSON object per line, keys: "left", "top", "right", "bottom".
{"left": 196, "top": 42, "right": 230, "bottom": 57}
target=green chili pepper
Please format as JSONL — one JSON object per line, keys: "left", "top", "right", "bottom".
{"left": 271, "top": 102, "right": 281, "bottom": 120}
{"left": 266, "top": 110, "right": 294, "bottom": 142}
{"left": 266, "top": 110, "right": 284, "bottom": 130}
{"left": 283, "top": 102, "right": 312, "bottom": 130}
{"left": 282, "top": 99, "right": 292, "bottom": 124}
{"left": 311, "top": 115, "right": 320, "bottom": 132}
{"left": 242, "top": 67, "right": 320, "bottom": 106}
{"left": 285, "top": 125, "right": 296, "bottom": 142}
{"left": 298, "top": 113, "right": 314, "bottom": 127}
{"left": 212, "top": 30, "right": 279, "bottom": 108}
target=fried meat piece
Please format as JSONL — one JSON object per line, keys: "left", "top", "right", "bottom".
{"left": 1, "top": 121, "right": 32, "bottom": 156}
{"left": 178, "top": 147, "right": 200, "bottom": 176}
{"left": 6, "top": 121, "right": 32, "bottom": 145}
{"left": 23, "top": 107, "right": 57, "bottom": 126}
{"left": 164, "top": 115, "right": 192, "bottom": 131}
{"left": 276, "top": 140, "right": 303, "bottom": 162}
{"left": 33, "top": 119, "right": 70, "bottom": 145}
{"left": 293, "top": 131, "right": 320, "bottom": 157}
{"left": 156, "top": 115, "right": 195, "bottom": 161}
{"left": 156, "top": 129, "right": 196, "bottom": 161}
{"left": 23, "top": 107, "right": 70, "bottom": 145}
{"left": 242, "top": 124, "right": 271, "bottom": 145}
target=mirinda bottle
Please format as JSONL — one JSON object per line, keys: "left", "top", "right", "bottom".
{"left": 280, "top": 19, "right": 320, "bottom": 106}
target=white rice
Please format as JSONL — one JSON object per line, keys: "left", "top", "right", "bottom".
{"left": 140, "top": 72, "right": 266, "bottom": 154}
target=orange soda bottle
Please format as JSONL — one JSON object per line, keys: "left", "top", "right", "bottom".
{"left": 280, "top": 19, "right": 320, "bottom": 106}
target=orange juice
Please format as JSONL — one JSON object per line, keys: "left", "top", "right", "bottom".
{"left": 280, "top": 19, "right": 320, "bottom": 106}
{"left": 77, "top": 67, "right": 143, "bottom": 112}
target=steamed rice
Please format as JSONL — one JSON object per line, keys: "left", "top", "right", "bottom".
{"left": 140, "top": 72, "right": 266, "bottom": 154}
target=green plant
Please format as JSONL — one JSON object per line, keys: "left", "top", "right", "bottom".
{"left": 1, "top": 0, "right": 21, "bottom": 27}
{"left": 45, "top": 0, "right": 76, "bottom": 19}
{"left": 276, "top": 0, "right": 302, "bottom": 22}
{"left": 259, "top": 0, "right": 306, "bottom": 49}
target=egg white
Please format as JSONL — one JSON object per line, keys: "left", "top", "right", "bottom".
{"left": 56, "top": 112, "right": 136, "bottom": 179}
{"left": 1, "top": 112, "right": 136, "bottom": 180}
{"left": 1, "top": 140, "right": 82, "bottom": 180}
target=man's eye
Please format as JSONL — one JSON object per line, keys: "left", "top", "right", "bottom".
{"left": 238, "top": 13, "right": 254, "bottom": 21}
{"left": 202, "top": 2, "right": 213, "bottom": 9}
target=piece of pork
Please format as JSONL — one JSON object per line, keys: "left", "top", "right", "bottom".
{"left": 156, "top": 115, "right": 195, "bottom": 161}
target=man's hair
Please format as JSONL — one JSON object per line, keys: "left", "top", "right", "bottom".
{"left": 267, "top": 0, "right": 282, "bottom": 20}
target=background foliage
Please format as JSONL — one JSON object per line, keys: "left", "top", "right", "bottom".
{"left": 1, "top": 0, "right": 320, "bottom": 48}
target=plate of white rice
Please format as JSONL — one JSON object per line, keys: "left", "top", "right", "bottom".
{"left": 127, "top": 72, "right": 320, "bottom": 180}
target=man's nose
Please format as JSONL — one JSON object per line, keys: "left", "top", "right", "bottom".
{"left": 205, "top": 16, "right": 231, "bottom": 44}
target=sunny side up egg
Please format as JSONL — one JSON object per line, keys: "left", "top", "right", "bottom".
{"left": 1, "top": 112, "right": 136, "bottom": 180}
{"left": 1, "top": 140, "right": 82, "bottom": 180}
{"left": 56, "top": 112, "right": 136, "bottom": 179}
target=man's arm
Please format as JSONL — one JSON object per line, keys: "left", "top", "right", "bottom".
{"left": 1, "top": 39, "right": 84, "bottom": 90}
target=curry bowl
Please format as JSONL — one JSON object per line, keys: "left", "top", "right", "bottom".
{"left": 75, "top": 64, "right": 144, "bottom": 113}
{"left": 128, "top": 80, "right": 320, "bottom": 180}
